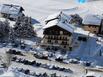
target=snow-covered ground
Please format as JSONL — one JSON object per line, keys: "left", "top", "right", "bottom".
{"left": 0, "top": 0, "right": 103, "bottom": 77}
{"left": 0, "top": 47, "right": 86, "bottom": 77}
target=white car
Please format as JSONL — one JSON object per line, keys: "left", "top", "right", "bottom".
{"left": 69, "top": 58, "right": 79, "bottom": 64}
{"left": 63, "top": 60, "right": 70, "bottom": 64}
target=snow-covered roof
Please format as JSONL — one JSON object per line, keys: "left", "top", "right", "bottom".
{"left": 0, "top": 4, "right": 24, "bottom": 15}
{"left": 45, "top": 12, "right": 72, "bottom": 23}
{"left": 43, "top": 19, "right": 75, "bottom": 33}
{"left": 74, "top": 27, "right": 90, "bottom": 36}
{"left": 43, "top": 12, "right": 75, "bottom": 33}
{"left": 45, "top": 12, "right": 61, "bottom": 21}
{"left": 74, "top": 27, "right": 95, "bottom": 37}
{"left": 83, "top": 14, "right": 102, "bottom": 26}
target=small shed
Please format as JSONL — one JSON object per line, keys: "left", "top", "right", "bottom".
{"left": 0, "top": 4, "right": 24, "bottom": 20}
{"left": 82, "top": 14, "right": 102, "bottom": 34}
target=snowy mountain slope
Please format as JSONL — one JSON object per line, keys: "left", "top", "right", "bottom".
{"left": 0, "top": 0, "right": 103, "bottom": 24}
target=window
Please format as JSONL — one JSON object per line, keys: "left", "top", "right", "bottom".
{"left": 94, "top": 31, "right": 97, "bottom": 33}
{"left": 55, "top": 36, "right": 58, "bottom": 40}
{"left": 45, "top": 36, "right": 48, "bottom": 39}
{"left": 69, "top": 47, "right": 72, "bottom": 51}
{"left": 49, "top": 31, "right": 52, "bottom": 34}
{"left": 55, "top": 31, "right": 58, "bottom": 35}
{"left": 48, "top": 36, "right": 50, "bottom": 39}
{"left": 61, "top": 41, "right": 64, "bottom": 44}
{"left": 64, "top": 37, "right": 67, "bottom": 40}
{"left": 60, "top": 31, "right": 63, "bottom": 35}
{"left": 55, "top": 40, "right": 58, "bottom": 43}
{"left": 52, "top": 36, "right": 54, "bottom": 39}
{"left": 58, "top": 36, "right": 60, "bottom": 40}
{"left": 88, "top": 25, "right": 91, "bottom": 27}
{"left": 95, "top": 26, "right": 97, "bottom": 28}
{"left": 60, "top": 36, "right": 61, "bottom": 40}
{"left": 64, "top": 41, "right": 66, "bottom": 45}
{"left": 50, "top": 36, "right": 52, "bottom": 39}
{"left": 64, "top": 46, "right": 66, "bottom": 48}
{"left": 78, "top": 36, "right": 87, "bottom": 42}
{"left": 48, "top": 40, "right": 51, "bottom": 43}
{"left": 62, "top": 37, "right": 64, "bottom": 40}
{"left": 68, "top": 33, "right": 71, "bottom": 36}
{"left": 78, "top": 37, "right": 82, "bottom": 41}
{"left": 82, "top": 37, "right": 87, "bottom": 41}
{"left": 64, "top": 32, "right": 68, "bottom": 35}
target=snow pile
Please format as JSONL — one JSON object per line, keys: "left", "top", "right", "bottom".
{"left": 85, "top": 71, "right": 103, "bottom": 77}
{"left": 0, "top": 71, "right": 16, "bottom": 77}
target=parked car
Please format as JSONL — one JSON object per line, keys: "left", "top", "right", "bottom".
{"left": 63, "top": 60, "right": 70, "bottom": 64}
{"left": 79, "top": 61, "right": 91, "bottom": 67}
{"left": 69, "top": 58, "right": 79, "bottom": 64}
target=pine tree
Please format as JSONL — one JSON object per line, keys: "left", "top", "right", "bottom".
{"left": 0, "top": 20, "right": 10, "bottom": 39}
{"left": 13, "top": 16, "right": 36, "bottom": 38}
{"left": 9, "top": 27, "right": 15, "bottom": 42}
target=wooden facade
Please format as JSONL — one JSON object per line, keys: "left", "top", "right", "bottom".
{"left": 82, "top": 14, "right": 103, "bottom": 35}
{"left": 41, "top": 26, "right": 73, "bottom": 50}
{"left": 83, "top": 20, "right": 103, "bottom": 36}
{"left": 83, "top": 24, "right": 100, "bottom": 34}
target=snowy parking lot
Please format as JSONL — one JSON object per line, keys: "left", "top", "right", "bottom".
{"left": 0, "top": 47, "right": 86, "bottom": 77}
